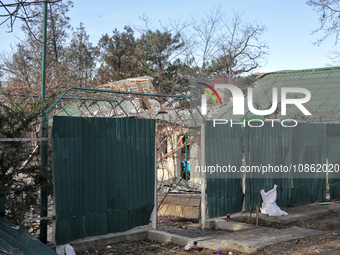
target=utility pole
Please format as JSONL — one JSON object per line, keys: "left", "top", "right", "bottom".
{"left": 40, "top": 0, "right": 48, "bottom": 243}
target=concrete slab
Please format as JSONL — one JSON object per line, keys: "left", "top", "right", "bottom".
{"left": 148, "top": 230, "right": 194, "bottom": 246}
{"left": 65, "top": 223, "right": 324, "bottom": 255}
{"left": 196, "top": 226, "right": 324, "bottom": 254}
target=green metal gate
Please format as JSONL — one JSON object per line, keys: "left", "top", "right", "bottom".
{"left": 52, "top": 116, "right": 156, "bottom": 245}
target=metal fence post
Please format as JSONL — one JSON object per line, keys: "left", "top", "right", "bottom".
{"left": 200, "top": 123, "right": 206, "bottom": 229}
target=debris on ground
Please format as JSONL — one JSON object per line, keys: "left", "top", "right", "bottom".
{"left": 184, "top": 243, "right": 206, "bottom": 251}
{"left": 158, "top": 177, "right": 201, "bottom": 194}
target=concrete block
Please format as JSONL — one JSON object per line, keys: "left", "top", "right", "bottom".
{"left": 200, "top": 219, "right": 215, "bottom": 229}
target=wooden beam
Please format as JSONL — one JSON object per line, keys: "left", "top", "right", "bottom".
{"left": 147, "top": 78, "right": 157, "bottom": 94}
{"left": 135, "top": 80, "right": 151, "bottom": 110}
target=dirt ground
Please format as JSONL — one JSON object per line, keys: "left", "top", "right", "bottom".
{"left": 75, "top": 203, "right": 340, "bottom": 255}
{"left": 252, "top": 210, "right": 340, "bottom": 255}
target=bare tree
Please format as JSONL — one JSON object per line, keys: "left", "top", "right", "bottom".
{"left": 307, "top": 0, "right": 340, "bottom": 45}
{"left": 215, "top": 12, "right": 268, "bottom": 81}
{"left": 186, "top": 8, "right": 269, "bottom": 82}
{"left": 0, "top": 0, "right": 60, "bottom": 33}
{"left": 189, "top": 7, "right": 223, "bottom": 79}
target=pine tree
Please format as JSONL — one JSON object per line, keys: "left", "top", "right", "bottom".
{"left": 0, "top": 91, "right": 58, "bottom": 226}
{"left": 67, "top": 23, "right": 98, "bottom": 87}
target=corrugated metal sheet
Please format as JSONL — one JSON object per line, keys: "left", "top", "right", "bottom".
{"left": 244, "top": 123, "right": 283, "bottom": 212}
{"left": 212, "top": 66, "right": 340, "bottom": 122}
{"left": 326, "top": 124, "right": 340, "bottom": 200}
{"left": 0, "top": 217, "right": 57, "bottom": 255}
{"left": 245, "top": 123, "right": 327, "bottom": 212}
{"left": 245, "top": 67, "right": 340, "bottom": 122}
{"left": 52, "top": 116, "right": 155, "bottom": 245}
{"left": 205, "top": 121, "right": 244, "bottom": 218}
{"left": 285, "top": 124, "right": 327, "bottom": 205}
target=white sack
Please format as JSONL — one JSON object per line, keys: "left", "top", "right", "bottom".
{"left": 260, "top": 184, "right": 288, "bottom": 216}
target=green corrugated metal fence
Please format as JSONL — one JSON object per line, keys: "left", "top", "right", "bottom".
{"left": 244, "top": 123, "right": 284, "bottom": 213}
{"left": 205, "top": 121, "right": 244, "bottom": 218}
{"left": 206, "top": 122, "right": 334, "bottom": 218}
{"left": 52, "top": 116, "right": 155, "bottom": 245}
{"left": 245, "top": 123, "right": 327, "bottom": 212}
{"left": 327, "top": 124, "right": 340, "bottom": 200}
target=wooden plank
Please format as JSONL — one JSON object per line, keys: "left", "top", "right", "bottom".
{"left": 136, "top": 80, "right": 151, "bottom": 110}
{"left": 122, "top": 81, "right": 128, "bottom": 91}
{"left": 108, "top": 82, "right": 119, "bottom": 90}
{"left": 147, "top": 78, "right": 157, "bottom": 94}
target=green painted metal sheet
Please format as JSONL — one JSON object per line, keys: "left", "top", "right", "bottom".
{"left": 52, "top": 116, "right": 155, "bottom": 245}
{"left": 0, "top": 216, "right": 57, "bottom": 255}
{"left": 205, "top": 121, "right": 244, "bottom": 218}
{"left": 284, "top": 124, "right": 327, "bottom": 205}
{"left": 327, "top": 124, "right": 340, "bottom": 200}
{"left": 244, "top": 123, "right": 284, "bottom": 212}
{"left": 245, "top": 123, "right": 327, "bottom": 212}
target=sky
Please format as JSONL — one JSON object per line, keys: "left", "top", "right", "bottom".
{"left": 0, "top": 0, "right": 338, "bottom": 73}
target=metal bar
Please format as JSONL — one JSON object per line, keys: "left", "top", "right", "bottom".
{"left": 189, "top": 97, "right": 204, "bottom": 120}
{"left": 115, "top": 101, "right": 129, "bottom": 118}
{"left": 0, "top": 138, "right": 51, "bottom": 141}
{"left": 62, "top": 97, "right": 117, "bottom": 102}
{"left": 58, "top": 103, "right": 70, "bottom": 116}
{"left": 46, "top": 87, "right": 72, "bottom": 114}
{"left": 39, "top": 0, "right": 48, "bottom": 243}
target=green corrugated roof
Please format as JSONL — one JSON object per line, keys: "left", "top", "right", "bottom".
{"left": 213, "top": 66, "right": 340, "bottom": 122}
{"left": 0, "top": 217, "right": 57, "bottom": 255}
